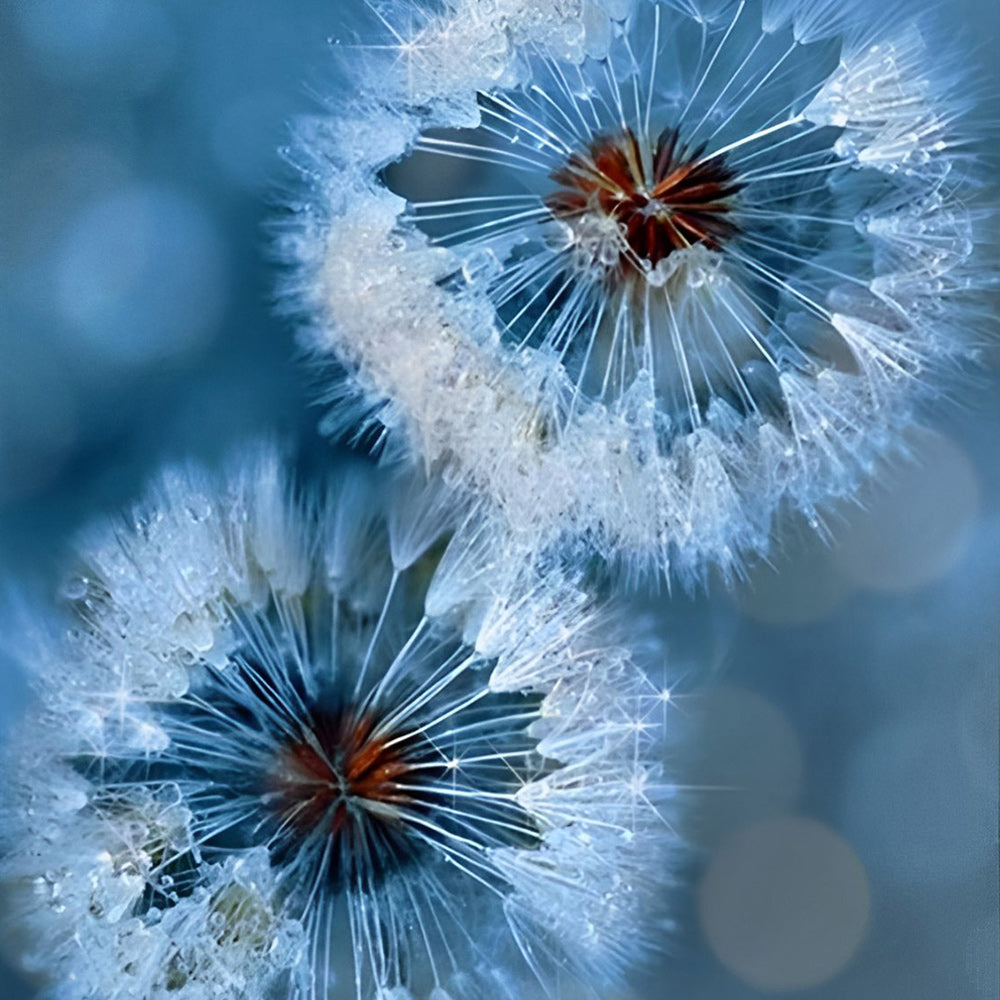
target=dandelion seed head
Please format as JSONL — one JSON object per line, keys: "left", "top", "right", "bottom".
{"left": 282, "top": 0, "right": 991, "bottom": 586}
{"left": 0, "top": 446, "right": 673, "bottom": 999}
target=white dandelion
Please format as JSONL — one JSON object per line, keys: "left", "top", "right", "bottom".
{"left": 282, "top": 0, "right": 992, "bottom": 584}
{"left": 0, "top": 447, "right": 674, "bottom": 1000}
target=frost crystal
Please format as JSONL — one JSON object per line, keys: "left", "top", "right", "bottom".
{"left": 0, "top": 447, "right": 674, "bottom": 999}
{"left": 282, "top": 0, "right": 992, "bottom": 584}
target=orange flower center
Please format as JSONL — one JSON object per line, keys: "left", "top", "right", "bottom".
{"left": 545, "top": 126, "right": 741, "bottom": 274}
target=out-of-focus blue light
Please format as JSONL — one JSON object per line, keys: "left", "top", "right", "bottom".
{"left": 15, "top": 0, "right": 177, "bottom": 93}
{"left": 55, "top": 185, "right": 228, "bottom": 367}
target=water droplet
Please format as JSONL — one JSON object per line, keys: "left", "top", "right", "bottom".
{"left": 61, "top": 576, "right": 89, "bottom": 601}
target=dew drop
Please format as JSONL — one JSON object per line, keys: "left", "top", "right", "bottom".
{"left": 60, "top": 576, "right": 89, "bottom": 601}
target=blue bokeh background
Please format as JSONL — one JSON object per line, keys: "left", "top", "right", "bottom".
{"left": 1, "top": 2, "right": 997, "bottom": 998}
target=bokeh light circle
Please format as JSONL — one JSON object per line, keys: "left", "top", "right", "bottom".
{"left": 55, "top": 185, "right": 228, "bottom": 369}
{"left": 699, "top": 816, "right": 870, "bottom": 992}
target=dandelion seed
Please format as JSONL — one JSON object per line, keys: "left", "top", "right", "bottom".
{"left": 282, "top": 0, "right": 992, "bottom": 584}
{"left": 0, "top": 447, "right": 672, "bottom": 999}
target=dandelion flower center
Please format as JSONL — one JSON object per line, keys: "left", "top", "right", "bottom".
{"left": 264, "top": 697, "right": 537, "bottom": 889}
{"left": 546, "top": 126, "right": 741, "bottom": 278}
{"left": 269, "top": 707, "right": 417, "bottom": 839}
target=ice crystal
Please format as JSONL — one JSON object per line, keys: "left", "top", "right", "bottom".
{"left": 282, "top": 0, "right": 991, "bottom": 584}
{"left": 0, "top": 447, "right": 673, "bottom": 1000}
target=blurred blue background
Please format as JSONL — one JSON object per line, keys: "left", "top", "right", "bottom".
{"left": 0, "top": 2, "right": 996, "bottom": 999}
